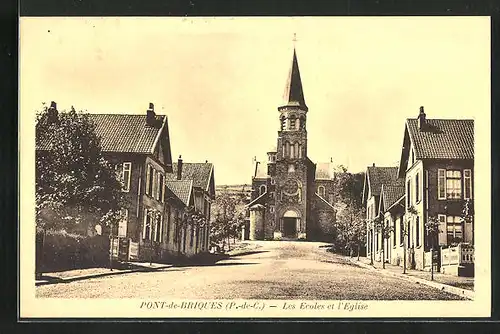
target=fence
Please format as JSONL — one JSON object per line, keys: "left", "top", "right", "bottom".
{"left": 440, "top": 243, "right": 474, "bottom": 267}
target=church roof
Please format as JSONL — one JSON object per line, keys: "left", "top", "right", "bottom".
{"left": 280, "top": 49, "right": 308, "bottom": 111}
{"left": 253, "top": 161, "right": 268, "bottom": 179}
{"left": 315, "top": 162, "right": 334, "bottom": 180}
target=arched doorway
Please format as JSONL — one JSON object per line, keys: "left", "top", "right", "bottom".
{"left": 282, "top": 210, "right": 300, "bottom": 238}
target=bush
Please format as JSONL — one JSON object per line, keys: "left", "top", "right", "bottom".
{"left": 36, "top": 229, "right": 110, "bottom": 273}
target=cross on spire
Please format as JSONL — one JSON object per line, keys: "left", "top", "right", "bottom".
{"left": 293, "top": 33, "right": 297, "bottom": 46}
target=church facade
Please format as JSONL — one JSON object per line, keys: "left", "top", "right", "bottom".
{"left": 248, "top": 48, "right": 336, "bottom": 241}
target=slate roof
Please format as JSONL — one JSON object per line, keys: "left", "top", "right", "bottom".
{"left": 280, "top": 48, "right": 308, "bottom": 111}
{"left": 366, "top": 166, "right": 399, "bottom": 197}
{"left": 315, "top": 162, "right": 334, "bottom": 180}
{"left": 36, "top": 113, "right": 166, "bottom": 154}
{"left": 167, "top": 162, "right": 214, "bottom": 190}
{"left": 406, "top": 118, "right": 474, "bottom": 160}
{"left": 165, "top": 180, "right": 193, "bottom": 206}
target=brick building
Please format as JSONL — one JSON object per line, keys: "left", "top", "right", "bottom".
{"left": 37, "top": 102, "right": 214, "bottom": 262}
{"left": 363, "top": 107, "right": 474, "bottom": 276}
{"left": 247, "top": 49, "right": 336, "bottom": 241}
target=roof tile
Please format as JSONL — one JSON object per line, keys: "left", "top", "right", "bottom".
{"left": 407, "top": 118, "right": 474, "bottom": 160}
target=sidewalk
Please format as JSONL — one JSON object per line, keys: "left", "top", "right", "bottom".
{"left": 345, "top": 256, "right": 474, "bottom": 300}
{"left": 35, "top": 262, "right": 172, "bottom": 286}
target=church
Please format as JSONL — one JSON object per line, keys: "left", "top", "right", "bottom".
{"left": 247, "top": 46, "right": 337, "bottom": 241}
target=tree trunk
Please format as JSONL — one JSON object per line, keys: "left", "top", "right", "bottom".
{"left": 381, "top": 233, "right": 385, "bottom": 269}
{"left": 357, "top": 241, "right": 360, "bottom": 261}
{"left": 403, "top": 237, "right": 407, "bottom": 274}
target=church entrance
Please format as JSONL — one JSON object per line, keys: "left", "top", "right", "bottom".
{"left": 282, "top": 210, "right": 300, "bottom": 239}
{"left": 283, "top": 218, "right": 297, "bottom": 238}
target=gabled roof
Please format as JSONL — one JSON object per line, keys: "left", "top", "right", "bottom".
{"left": 36, "top": 113, "right": 167, "bottom": 154}
{"left": 315, "top": 193, "right": 335, "bottom": 211}
{"left": 253, "top": 161, "right": 268, "bottom": 179}
{"left": 280, "top": 48, "right": 308, "bottom": 111}
{"left": 246, "top": 191, "right": 267, "bottom": 208}
{"left": 398, "top": 117, "right": 474, "bottom": 177}
{"left": 166, "top": 162, "right": 214, "bottom": 194}
{"left": 366, "top": 166, "right": 399, "bottom": 197}
{"left": 407, "top": 118, "right": 474, "bottom": 160}
{"left": 379, "top": 179, "right": 405, "bottom": 213}
{"left": 315, "top": 162, "right": 334, "bottom": 180}
{"left": 165, "top": 180, "right": 193, "bottom": 207}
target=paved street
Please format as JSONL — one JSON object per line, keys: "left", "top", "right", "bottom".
{"left": 36, "top": 241, "right": 464, "bottom": 300}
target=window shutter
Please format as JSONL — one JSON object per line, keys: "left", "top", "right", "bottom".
{"left": 438, "top": 214, "right": 447, "bottom": 245}
{"left": 145, "top": 165, "right": 151, "bottom": 195}
{"left": 142, "top": 209, "right": 148, "bottom": 239}
{"left": 438, "top": 169, "right": 446, "bottom": 200}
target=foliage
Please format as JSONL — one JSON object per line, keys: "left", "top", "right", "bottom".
{"left": 210, "top": 189, "right": 247, "bottom": 245}
{"left": 425, "top": 215, "right": 441, "bottom": 249}
{"left": 332, "top": 169, "right": 366, "bottom": 254}
{"left": 35, "top": 104, "right": 123, "bottom": 232}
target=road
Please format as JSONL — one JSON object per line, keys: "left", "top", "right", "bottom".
{"left": 36, "top": 241, "right": 464, "bottom": 300}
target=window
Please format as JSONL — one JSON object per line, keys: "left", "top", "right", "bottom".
{"left": 446, "top": 216, "right": 463, "bottom": 244}
{"left": 415, "top": 172, "right": 420, "bottom": 203}
{"left": 318, "top": 186, "right": 325, "bottom": 198}
{"left": 280, "top": 117, "right": 286, "bottom": 130}
{"left": 295, "top": 143, "right": 299, "bottom": 158}
{"left": 290, "top": 143, "right": 295, "bottom": 158}
{"left": 270, "top": 206, "right": 275, "bottom": 213}
{"left": 146, "top": 164, "right": 153, "bottom": 196}
{"left": 393, "top": 218, "right": 397, "bottom": 246}
{"left": 153, "top": 213, "right": 162, "bottom": 242}
{"left": 270, "top": 191, "right": 275, "bottom": 199}
{"left": 407, "top": 219, "right": 411, "bottom": 247}
{"left": 415, "top": 216, "right": 420, "bottom": 246}
{"left": 259, "top": 185, "right": 266, "bottom": 195}
{"left": 122, "top": 162, "right": 132, "bottom": 192}
{"left": 446, "top": 170, "right": 462, "bottom": 199}
{"left": 143, "top": 208, "right": 152, "bottom": 240}
{"left": 406, "top": 179, "right": 411, "bottom": 206}
{"left": 399, "top": 218, "right": 404, "bottom": 245}
{"left": 166, "top": 205, "right": 171, "bottom": 242}
{"left": 289, "top": 117, "right": 296, "bottom": 130}
{"left": 151, "top": 169, "right": 157, "bottom": 199}
{"left": 298, "top": 144, "right": 302, "bottom": 158}
{"left": 118, "top": 208, "right": 128, "bottom": 237}
{"left": 271, "top": 177, "right": 276, "bottom": 185}
{"left": 438, "top": 169, "right": 446, "bottom": 199}
{"left": 464, "top": 169, "right": 472, "bottom": 199}
{"left": 411, "top": 149, "right": 415, "bottom": 165}
{"left": 158, "top": 173, "right": 164, "bottom": 202}
{"left": 285, "top": 142, "right": 290, "bottom": 158}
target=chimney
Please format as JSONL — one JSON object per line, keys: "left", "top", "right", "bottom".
{"left": 372, "top": 163, "right": 375, "bottom": 167}
{"left": 177, "top": 155, "right": 183, "bottom": 180}
{"left": 47, "top": 101, "right": 58, "bottom": 122}
{"left": 146, "top": 102, "right": 156, "bottom": 127}
{"left": 418, "top": 106, "right": 426, "bottom": 130}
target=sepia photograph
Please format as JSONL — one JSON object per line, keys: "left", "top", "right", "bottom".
{"left": 19, "top": 16, "right": 491, "bottom": 318}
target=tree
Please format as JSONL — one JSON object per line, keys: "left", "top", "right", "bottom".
{"left": 332, "top": 170, "right": 366, "bottom": 256}
{"left": 36, "top": 103, "right": 123, "bottom": 234}
{"left": 210, "top": 189, "right": 246, "bottom": 251}
{"left": 374, "top": 213, "right": 393, "bottom": 269}
{"left": 425, "top": 215, "right": 441, "bottom": 281}
{"left": 404, "top": 205, "right": 419, "bottom": 273}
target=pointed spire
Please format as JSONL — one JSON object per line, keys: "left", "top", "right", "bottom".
{"left": 281, "top": 45, "right": 308, "bottom": 111}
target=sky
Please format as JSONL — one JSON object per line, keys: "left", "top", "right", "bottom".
{"left": 20, "top": 17, "right": 490, "bottom": 185}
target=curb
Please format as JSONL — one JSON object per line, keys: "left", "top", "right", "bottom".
{"left": 35, "top": 264, "right": 172, "bottom": 286}
{"left": 347, "top": 258, "right": 474, "bottom": 300}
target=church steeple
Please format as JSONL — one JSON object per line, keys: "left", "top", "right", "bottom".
{"left": 280, "top": 47, "right": 308, "bottom": 112}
